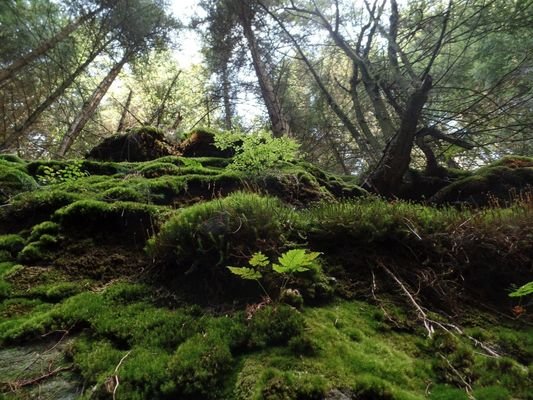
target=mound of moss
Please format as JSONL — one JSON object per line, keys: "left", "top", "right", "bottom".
{"left": 86, "top": 126, "right": 178, "bottom": 162}
{"left": 178, "top": 128, "right": 235, "bottom": 158}
{"left": 431, "top": 156, "right": 533, "bottom": 206}
{"left": 0, "top": 157, "right": 38, "bottom": 204}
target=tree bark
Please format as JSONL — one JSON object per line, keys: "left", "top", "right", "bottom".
{"left": 148, "top": 71, "right": 181, "bottom": 127}
{"left": 365, "top": 76, "right": 433, "bottom": 196}
{"left": 221, "top": 64, "right": 233, "bottom": 130}
{"left": 237, "top": 5, "right": 291, "bottom": 138}
{"left": 0, "top": 44, "right": 106, "bottom": 151}
{"left": 117, "top": 89, "right": 133, "bottom": 133}
{"left": 0, "top": 7, "right": 102, "bottom": 85}
{"left": 58, "top": 52, "right": 130, "bottom": 156}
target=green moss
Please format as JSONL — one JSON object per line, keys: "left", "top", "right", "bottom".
{"left": 0, "top": 234, "right": 25, "bottom": 257}
{"left": 0, "top": 189, "right": 81, "bottom": 233}
{"left": 472, "top": 386, "right": 511, "bottom": 400}
{"left": 0, "top": 161, "right": 38, "bottom": 203}
{"left": 0, "top": 154, "right": 25, "bottom": 164}
{"left": 429, "top": 385, "right": 469, "bottom": 400}
{"left": 28, "top": 221, "right": 60, "bottom": 242}
{"left": 54, "top": 199, "right": 161, "bottom": 242}
{"left": 166, "top": 333, "right": 233, "bottom": 398}
{"left": 17, "top": 242, "right": 45, "bottom": 263}
{"left": 247, "top": 305, "right": 305, "bottom": 348}
{"left": 147, "top": 192, "right": 297, "bottom": 276}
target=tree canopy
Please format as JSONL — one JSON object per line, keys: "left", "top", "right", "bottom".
{"left": 0, "top": 0, "right": 531, "bottom": 195}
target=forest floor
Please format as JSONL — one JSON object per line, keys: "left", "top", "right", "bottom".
{"left": 0, "top": 139, "right": 532, "bottom": 400}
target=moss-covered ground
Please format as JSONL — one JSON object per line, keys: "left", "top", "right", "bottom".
{"left": 0, "top": 147, "right": 531, "bottom": 399}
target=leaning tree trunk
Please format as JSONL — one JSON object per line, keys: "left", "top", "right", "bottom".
{"left": 58, "top": 53, "right": 129, "bottom": 156}
{"left": 0, "top": 43, "right": 106, "bottom": 151}
{"left": 0, "top": 7, "right": 102, "bottom": 85}
{"left": 239, "top": 13, "right": 291, "bottom": 138}
{"left": 117, "top": 89, "right": 133, "bottom": 133}
{"left": 364, "top": 76, "right": 433, "bottom": 197}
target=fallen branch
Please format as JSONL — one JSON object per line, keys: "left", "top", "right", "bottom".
{"left": 8, "top": 365, "right": 73, "bottom": 391}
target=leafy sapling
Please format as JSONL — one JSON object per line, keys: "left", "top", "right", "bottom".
{"left": 227, "top": 249, "right": 321, "bottom": 303}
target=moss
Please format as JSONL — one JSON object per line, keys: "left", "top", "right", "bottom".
{"left": 0, "top": 154, "right": 25, "bottom": 164}
{"left": 0, "top": 234, "right": 25, "bottom": 257}
{"left": 54, "top": 199, "right": 161, "bottom": 243}
{"left": 166, "top": 333, "right": 234, "bottom": 398}
{"left": 17, "top": 242, "right": 45, "bottom": 263}
{"left": 87, "top": 126, "right": 177, "bottom": 162}
{"left": 247, "top": 305, "right": 305, "bottom": 349}
{"left": 429, "top": 385, "right": 469, "bottom": 399}
{"left": 0, "top": 189, "right": 81, "bottom": 234}
{"left": 431, "top": 159, "right": 533, "bottom": 206}
{"left": 472, "top": 386, "right": 511, "bottom": 400}
{"left": 0, "top": 161, "right": 38, "bottom": 203}
{"left": 147, "top": 192, "right": 297, "bottom": 281}
{"left": 27, "top": 221, "right": 60, "bottom": 242}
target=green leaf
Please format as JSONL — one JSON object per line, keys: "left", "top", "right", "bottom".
{"left": 249, "top": 252, "right": 269, "bottom": 268}
{"left": 227, "top": 266, "right": 262, "bottom": 280}
{"left": 509, "top": 281, "right": 533, "bottom": 298}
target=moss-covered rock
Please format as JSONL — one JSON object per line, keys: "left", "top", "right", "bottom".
{"left": 178, "top": 128, "right": 235, "bottom": 158}
{"left": 431, "top": 156, "right": 533, "bottom": 206}
{"left": 86, "top": 126, "right": 178, "bottom": 162}
{"left": 0, "top": 159, "right": 38, "bottom": 204}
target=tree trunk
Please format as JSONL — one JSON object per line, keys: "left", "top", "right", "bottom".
{"left": 117, "top": 89, "right": 133, "bottom": 133}
{"left": 0, "top": 44, "right": 106, "bottom": 151}
{"left": 364, "top": 76, "right": 433, "bottom": 196}
{"left": 238, "top": 12, "right": 290, "bottom": 138}
{"left": 0, "top": 7, "right": 102, "bottom": 85}
{"left": 221, "top": 64, "right": 233, "bottom": 130}
{"left": 58, "top": 53, "right": 129, "bottom": 156}
{"left": 148, "top": 71, "right": 181, "bottom": 127}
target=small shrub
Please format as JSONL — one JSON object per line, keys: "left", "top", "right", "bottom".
{"left": 215, "top": 129, "right": 299, "bottom": 174}
{"left": 37, "top": 159, "right": 89, "bottom": 185}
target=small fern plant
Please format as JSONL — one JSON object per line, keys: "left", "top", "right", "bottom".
{"left": 227, "top": 249, "right": 321, "bottom": 302}
{"left": 509, "top": 281, "right": 533, "bottom": 298}
{"left": 38, "top": 160, "right": 89, "bottom": 185}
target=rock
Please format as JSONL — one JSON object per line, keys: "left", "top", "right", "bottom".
{"left": 430, "top": 156, "right": 533, "bottom": 206}
{"left": 86, "top": 126, "right": 177, "bottom": 162}
{"left": 178, "top": 129, "right": 235, "bottom": 158}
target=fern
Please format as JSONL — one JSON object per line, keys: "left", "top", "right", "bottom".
{"left": 509, "top": 281, "right": 533, "bottom": 298}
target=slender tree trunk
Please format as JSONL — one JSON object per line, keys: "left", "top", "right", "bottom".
{"left": 58, "top": 52, "right": 129, "bottom": 156}
{"left": 365, "top": 76, "right": 433, "bottom": 196}
{"left": 148, "top": 71, "right": 181, "bottom": 126}
{"left": 221, "top": 65, "right": 233, "bottom": 130}
{"left": 239, "top": 13, "right": 290, "bottom": 138}
{"left": 0, "top": 44, "right": 106, "bottom": 151}
{"left": 0, "top": 7, "right": 102, "bottom": 85}
{"left": 117, "top": 89, "right": 133, "bottom": 133}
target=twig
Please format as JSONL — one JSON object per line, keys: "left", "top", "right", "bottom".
{"left": 8, "top": 365, "right": 73, "bottom": 391}
{"left": 110, "top": 351, "right": 131, "bottom": 400}
{"left": 379, "top": 261, "right": 435, "bottom": 337}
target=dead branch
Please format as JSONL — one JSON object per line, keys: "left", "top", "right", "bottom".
{"left": 8, "top": 365, "right": 73, "bottom": 391}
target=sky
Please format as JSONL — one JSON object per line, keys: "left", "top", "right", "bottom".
{"left": 170, "top": 0, "right": 204, "bottom": 67}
